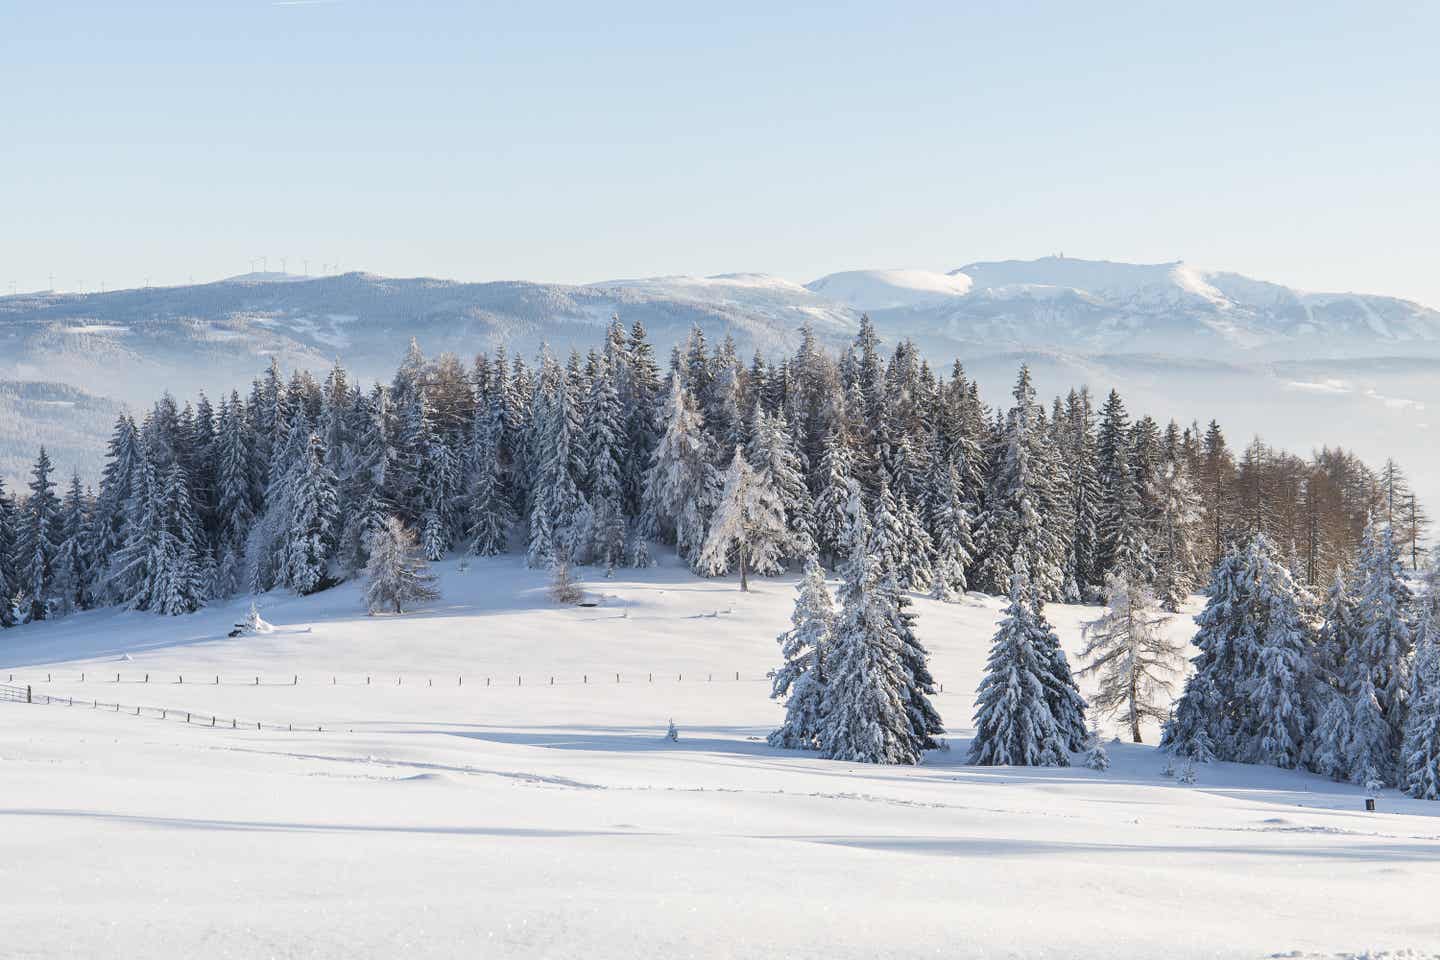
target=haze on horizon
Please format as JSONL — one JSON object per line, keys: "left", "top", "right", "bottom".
{"left": 4, "top": 2, "right": 1438, "bottom": 307}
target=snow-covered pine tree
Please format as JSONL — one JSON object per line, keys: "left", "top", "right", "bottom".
{"left": 1242, "top": 547, "right": 1313, "bottom": 769}
{"left": 584, "top": 351, "right": 628, "bottom": 573}
{"left": 17, "top": 447, "right": 62, "bottom": 621}
{"left": 363, "top": 516, "right": 440, "bottom": 614}
{"left": 969, "top": 558, "right": 1069, "bottom": 767}
{"left": 1162, "top": 543, "right": 1253, "bottom": 761}
{"left": 337, "top": 384, "right": 394, "bottom": 575}
{"left": 1095, "top": 389, "right": 1153, "bottom": 585}
{"left": 50, "top": 472, "right": 94, "bottom": 615}
{"left": 698, "top": 446, "right": 788, "bottom": 590}
{"left": 210, "top": 392, "right": 254, "bottom": 597}
{"left": 971, "top": 366, "right": 1066, "bottom": 602}
{"left": 812, "top": 426, "right": 856, "bottom": 569}
{"left": 1307, "top": 569, "right": 1362, "bottom": 780}
{"left": 1151, "top": 454, "right": 1202, "bottom": 611}
{"left": 893, "top": 491, "right": 936, "bottom": 592}
{"left": 927, "top": 456, "right": 975, "bottom": 600}
{"left": 746, "top": 405, "right": 816, "bottom": 564}
{"left": 768, "top": 556, "right": 836, "bottom": 750}
{"left": 1348, "top": 518, "right": 1415, "bottom": 784}
{"left": 284, "top": 432, "right": 340, "bottom": 595}
{"left": 641, "top": 377, "right": 716, "bottom": 567}
{"left": 622, "top": 319, "right": 662, "bottom": 518}
{"left": 154, "top": 462, "right": 208, "bottom": 615}
{"left": 1402, "top": 607, "right": 1440, "bottom": 799}
{"left": 1062, "top": 388, "right": 1102, "bottom": 596}
{"left": 86, "top": 415, "right": 142, "bottom": 603}
{"left": 816, "top": 490, "right": 924, "bottom": 765}
{"left": 465, "top": 395, "right": 514, "bottom": 557}
{"left": 0, "top": 478, "right": 20, "bottom": 627}
{"left": 1161, "top": 534, "right": 1313, "bottom": 768}
{"left": 1079, "top": 574, "right": 1183, "bottom": 743}
{"left": 526, "top": 357, "right": 583, "bottom": 568}
{"left": 420, "top": 432, "right": 459, "bottom": 562}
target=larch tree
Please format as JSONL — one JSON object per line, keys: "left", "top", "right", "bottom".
{"left": 363, "top": 516, "right": 440, "bottom": 615}
{"left": 698, "top": 445, "right": 788, "bottom": 591}
{"left": 1078, "top": 574, "right": 1184, "bottom": 743}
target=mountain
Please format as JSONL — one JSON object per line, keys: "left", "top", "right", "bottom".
{"left": 1, "top": 257, "right": 1436, "bottom": 502}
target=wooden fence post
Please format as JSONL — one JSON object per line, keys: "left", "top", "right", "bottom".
{"left": 26, "top": 685, "right": 31, "bottom": 703}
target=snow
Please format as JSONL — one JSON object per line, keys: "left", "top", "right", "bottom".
{"left": 3, "top": 554, "right": 1438, "bottom": 957}
{"left": 804, "top": 268, "right": 973, "bottom": 310}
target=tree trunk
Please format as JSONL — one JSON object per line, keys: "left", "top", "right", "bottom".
{"left": 739, "top": 546, "right": 749, "bottom": 592}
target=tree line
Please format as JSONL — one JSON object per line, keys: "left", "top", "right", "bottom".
{"left": 0, "top": 314, "right": 1427, "bottom": 629}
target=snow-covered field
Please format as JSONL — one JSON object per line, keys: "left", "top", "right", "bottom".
{"left": 2, "top": 555, "right": 1436, "bottom": 959}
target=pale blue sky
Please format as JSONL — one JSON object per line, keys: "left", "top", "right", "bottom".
{"left": 4, "top": 1, "right": 1437, "bottom": 303}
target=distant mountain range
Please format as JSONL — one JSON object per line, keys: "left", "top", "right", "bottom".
{"left": 1, "top": 256, "right": 1436, "bottom": 503}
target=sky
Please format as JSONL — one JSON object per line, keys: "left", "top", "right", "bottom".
{"left": 3, "top": 1, "right": 1438, "bottom": 303}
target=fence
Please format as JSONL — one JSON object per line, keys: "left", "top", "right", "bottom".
{"left": 0, "top": 681, "right": 323, "bottom": 733}
{"left": 3, "top": 672, "right": 945, "bottom": 692}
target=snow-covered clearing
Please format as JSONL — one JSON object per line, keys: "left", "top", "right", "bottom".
{"left": 2, "top": 555, "right": 1436, "bottom": 958}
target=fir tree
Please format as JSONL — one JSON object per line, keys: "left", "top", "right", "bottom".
{"left": 768, "top": 557, "right": 835, "bottom": 750}
{"left": 1349, "top": 519, "right": 1415, "bottom": 783}
{"left": 51, "top": 472, "right": 94, "bottom": 615}
{"left": 0, "top": 478, "right": 19, "bottom": 627}
{"left": 465, "top": 396, "right": 513, "bottom": 557}
{"left": 970, "top": 559, "right": 1070, "bottom": 767}
{"left": 817, "top": 492, "right": 924, "bottom": 765}
{"left": 1402, "top": 610, "right": 1440, "bottom": 799}
{"left": 284, "top": 432, "right": 340, "bottom": 595}
{"left": 641, "top": 378, "right": 716, "bottom": 567}
{"left": 17, "top": 447, "right": 62, "bottom": 621}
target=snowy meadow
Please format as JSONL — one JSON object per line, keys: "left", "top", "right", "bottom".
{"left": 2, "top": 554, "right": 1437, "bottom": 959}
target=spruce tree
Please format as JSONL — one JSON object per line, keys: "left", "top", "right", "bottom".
{"left": 928, "top": 456, "right": 975, "bottom": 599}
{"left": 18, "top": 447, "right": 62, "bottom": 621}
{"left": 812, "top": 427, "right": 855, "bottom": 569}
{"left": 768, "top": 557, "right": 836, "bottom": 750}
{"left": 1349, "top": 519, "right": 1415, "bottom": 784}
{"left": 969, "top": 559, "right": 1069, "bottom": 767}
{"left": 1402, "top": 610, "right": 1440, "bottom": 799}
{"left": 817, "top": 490, "right": 924, "bottom": 765}
{"left": 465, "top": 396, "right": 514, "bottom": 557}
{"left": 285, "top": 432, "right": 340, "bottom": 595}
{"left": 0, "top": 478, "right": 19, "bottom": 627}
{"left": 641, "top": 378, "right": 716, "bottom": 566}
{"left": 51, "top": 472, "right": 94, "bottom": 615}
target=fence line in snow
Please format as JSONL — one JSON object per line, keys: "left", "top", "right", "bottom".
{"left": 2, "top": 670, "right": 799, "bottom": 688}
{"left": 0, "top": 681, "right": 325, "bottom": 733}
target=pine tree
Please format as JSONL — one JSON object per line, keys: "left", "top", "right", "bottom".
{"left": 284, "top": 432, "right": 340, "bottom": 595}
{"left": 363, "top": 516, "right": 440, "bottom": 614}
{"left": 812, "top": 427, "right": 855, "bottom": 569}
{"left": 817, "top": 491, "right": 924, "bottom": 765}
{"left": 928, "top": 456, "right": 975, "bottom": 599}
{"left": 17, "top": 447, "right": 62, "bottom": 621}
{"left": 746, "top": 406, "right": 815, "bottom": 564}
{"left": 768, "top": 557, "right": 835, "bottom": 750}
{"left": 1402, "top": 610, "right": 1440, "bottom": 799}
{"left": 465, "top": 396, "right": 513, "bottom": 557}
{"left": 585, "top": 351, "right": 628, "bottom": 573}
{"left": 969, "top": 559, "right": 1070, "bottom": 767}
{"left": 1151, "top": 455, "right": 1202, "bottom": 611}
{"left": 51, "top": 473, "right": 94, "bottom": 615}
{"left": 1348, "top": 519, "right": 1415, "bottom": 784}
{"left": 1162, "top": 544, "right": 1254, "bottom": 761}
{"left": 641, "top": 378, "right": 716, "bottom": 567}
{"left": 1308, "top": 569, "right": 1361, "bottom": 780}
{"left": 0, "top": 478, "right": 20, "bottom": 627}
{"left": 1079, "top": 575, "right": 1183, "bottom": 743}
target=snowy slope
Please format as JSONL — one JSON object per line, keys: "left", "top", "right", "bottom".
{"left": 804, "top": 268, "right": 974, "bottom": 310}
{"left": 2, "top": 554, "right": 1437, "bottom": 958}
